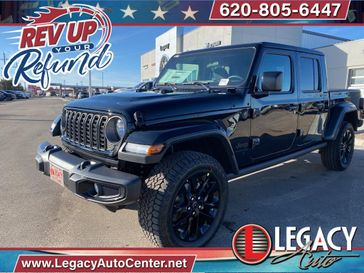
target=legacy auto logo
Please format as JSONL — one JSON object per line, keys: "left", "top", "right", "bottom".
{"left": 3, "top": 3, "right": 113, "bottom": 89}
{"left": 232, "top": 224, "right": 272, "bottom": 264}
{"left": 232, "top": 224, "right": 360, "bottom": 269}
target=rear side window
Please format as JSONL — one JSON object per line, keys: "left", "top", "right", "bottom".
{"left": 259, "top": 54, "right": 292, "bottom": 92}
{"left": 300, "top": 57, "right": 321, "bottom": 92}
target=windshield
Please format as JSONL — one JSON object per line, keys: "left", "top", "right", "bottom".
{"left": 156, "top": 47, "right": 255, "bottom": 87}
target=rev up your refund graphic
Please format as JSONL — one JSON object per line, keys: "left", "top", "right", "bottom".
{"left": 2, "top": 3, "right": 114, "bottom": 90}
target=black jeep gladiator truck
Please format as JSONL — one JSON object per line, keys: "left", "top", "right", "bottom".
{"left": 36, "top": 42, "right": 363, "bottom": 247}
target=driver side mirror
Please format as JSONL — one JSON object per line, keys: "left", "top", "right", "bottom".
{"left": 261, "top": 71, "right": 283, "bottom": 92}
{"left": 252, "top": 71, "right": 283, "bottom": 99}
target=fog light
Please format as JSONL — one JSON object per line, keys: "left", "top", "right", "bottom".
{"left": 124, "top": 143, "right": 164, "bottom": 155}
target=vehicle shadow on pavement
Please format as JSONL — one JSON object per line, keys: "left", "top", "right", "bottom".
{"left": 208, "top": 149, "right": 364, "bottom": 247}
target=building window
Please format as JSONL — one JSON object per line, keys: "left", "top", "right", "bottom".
{"left": 348, "top": 68, "right": 364, "bottom": 87}
{"left": 299, "top": 57, "right": 321, "bottom": 92}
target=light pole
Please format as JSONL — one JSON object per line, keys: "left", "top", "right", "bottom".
{"left": 88, "top": 37, "right": 92, "bottom": 97}
{"left": 88, "top": 70, "right": 92, "bottom": 97}
{"left": 63, "top": 79, "right": 66, "bottom": 97}
{"left": 1, "top": 52, "right": 7, "bottom": 77}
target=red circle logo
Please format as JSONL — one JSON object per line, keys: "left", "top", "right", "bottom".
{"left": 232, "top": 224, "right": 272, "bottom": 265}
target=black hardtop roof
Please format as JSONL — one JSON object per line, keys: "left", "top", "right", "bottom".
{"left": 179, "top": 42, "right": 324, "bottom": 56}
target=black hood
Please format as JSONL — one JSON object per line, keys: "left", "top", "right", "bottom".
{"left": 65, "top": 91, "right": 246, "bottom": 124}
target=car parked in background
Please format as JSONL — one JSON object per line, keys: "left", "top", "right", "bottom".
{"left": 0, "top": 91, "right": 6, "bottom": 101}
{"left": 6, "top": 90, "right": 29, "bottom": 99}
{"left": 115, "top": 81, "right": 154, "bottom": 93}
{"left": 0, "top": 90, "right": 16, "bottom": 101}
{"left": 77, "top": 92, "right": 89, "bottom": 99}
{"left": 46, "top": 91, "right": 56, "bottom": 97}
{"left": 134, "top": 81, "right": 154, "bottom": 92}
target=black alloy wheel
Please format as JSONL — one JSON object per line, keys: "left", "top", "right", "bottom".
{"left": 171, "top": 169, "right": 221, "bottom": 242}
{"left": 339, "top": 127, "right": 354, "bottom": 166}
{"left": 321, "top": 122, "right": 355, "bottom": 171}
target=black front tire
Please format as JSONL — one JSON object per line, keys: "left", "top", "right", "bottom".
{"left": 138, "top": 151, "right": 228, "bottom": 247}
{"left": 321, "top": 122, "right": 355, "bottom": 171}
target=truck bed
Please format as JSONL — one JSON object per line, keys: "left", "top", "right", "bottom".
{"left": 329, "top": 89, "right": 363, "bottom": 111}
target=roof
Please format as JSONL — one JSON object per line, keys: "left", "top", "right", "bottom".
{"left": 315, "top": 38, "right": 364, "bottom": 50}
{"left": 302, "top": 30, "right": 350, "bottom": 42}
{"left": 178, "top": 42, "right": 324, "bottom": 56}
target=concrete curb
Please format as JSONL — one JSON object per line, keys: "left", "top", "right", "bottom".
{"left": 356, "top": 132, "right": 364, "bottom": 148}
{"left": 356, "top": 137, "right": 364, "bottom": 148}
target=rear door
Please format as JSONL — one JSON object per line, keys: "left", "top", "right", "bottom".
{"left": 297, "top": 54, "right": 327, "bottom": 146}
{"left": 250, "top": 49, "right": 299, "bottom": 161}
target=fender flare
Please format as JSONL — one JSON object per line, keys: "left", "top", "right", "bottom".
{"left": 324, "top": 102, "right": 359, "bottom": 141}
{"left": 118, "top": 122, "right": 239, "bottom": 174}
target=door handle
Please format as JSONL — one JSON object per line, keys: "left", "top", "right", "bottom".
{"left": 250, "top": 108, "right": 261, "bottom": 118}
{"left": 316, "top": 102, "right": 325, "bottom": 111}
{"left": 287, "top": 105, "right": 298, "bottom": 112}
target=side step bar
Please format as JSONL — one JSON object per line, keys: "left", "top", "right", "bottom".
{"left": 228, "top": 143, "right": 327, "bottom": 181}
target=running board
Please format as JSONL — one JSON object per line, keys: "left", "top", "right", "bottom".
{"left": 228, "top": 143, "right": 327, "bottom": 181}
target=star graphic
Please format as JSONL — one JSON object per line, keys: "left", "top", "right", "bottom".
{"left": 92, "top": 2, "right": 105, "bottom": 18}
{"left": 60, "top": 0, "right": 73, "bottom": 18}
{"left": 121, "top": 5, "right": 137, "bottom": 19}
{"left": 95, "top": 2, "right": 104, "bottom": 11}
{"left": 181, "top": 6, "right": 198, "bottom": 20}
{"left": 151, "top": 6, "right": 168, "bottom": 20}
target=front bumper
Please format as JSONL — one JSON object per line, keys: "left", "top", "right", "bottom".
{"left": 35, "top": 142, "right": 141, "bottom": 207}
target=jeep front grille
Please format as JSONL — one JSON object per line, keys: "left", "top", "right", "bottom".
{"left": 63, "top": 110, "right": 111, "bottom": 152}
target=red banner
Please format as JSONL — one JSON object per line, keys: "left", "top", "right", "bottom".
{"left": 210, "top": 0, "right": 351, "bottom": 20}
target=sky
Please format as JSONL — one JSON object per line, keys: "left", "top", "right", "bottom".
{"left": 0, "top": 25, "right": 363, "bottom": 88}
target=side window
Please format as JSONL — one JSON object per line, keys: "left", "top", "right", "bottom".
{"left": 259, "top": 53, "right": 292, "bottom": 92}
{"left": 300, "top": 57, "right": 321, "bottom": 92}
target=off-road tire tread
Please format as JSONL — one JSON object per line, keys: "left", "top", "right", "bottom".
{"left": 321, "top": 122, "right": 354, "bottom": 171}
{"left": 138, "top": 151, "right": 226, "bottom": 247}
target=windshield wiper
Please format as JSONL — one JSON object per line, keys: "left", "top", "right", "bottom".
{"left": 155, "top": 81, "right": 214, "bottom": 93}
{"left": 182, "top": 81, "right": 211, "bottom": 92}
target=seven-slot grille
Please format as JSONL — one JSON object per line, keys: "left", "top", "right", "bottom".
{"left": 63, "top": 110, "right": 110, "bottom": 152}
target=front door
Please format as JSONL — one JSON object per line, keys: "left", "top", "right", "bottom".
{"left": 250, "top": 50, "right": 298, "bottom": 161}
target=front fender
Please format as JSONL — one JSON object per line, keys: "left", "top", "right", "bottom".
{"left": 118, "top": 121, "right": 238, "bottom": 172}
{"left": 324, "top": 102, "right": 360, "bottom": 141}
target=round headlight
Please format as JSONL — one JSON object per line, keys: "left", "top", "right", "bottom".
{"left": 116, "top": 118, "right": 126, "bottom": 139}
{"left": 105, "top": 117, "right": 126, "bottom": 143}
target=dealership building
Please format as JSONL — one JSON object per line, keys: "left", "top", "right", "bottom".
{"left": 319, "top": 39, "right": 364, "bottom": 91}
{"left": 140, "top": 26, "right": 364, "bottom": 91}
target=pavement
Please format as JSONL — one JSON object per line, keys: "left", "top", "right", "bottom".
{"left": 356, "top": 126, "right": 364, "bottom": 146}
{"left": 0, "top": 97, "right": 363, "bottom": 247}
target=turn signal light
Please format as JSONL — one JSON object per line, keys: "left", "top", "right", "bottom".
{"left": 124, "top": 143, "right": 165, "bottom": 155}
{"left": 146, "top": 144, "right": 165, "bottom": 155}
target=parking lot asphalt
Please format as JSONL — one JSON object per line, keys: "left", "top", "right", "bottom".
{"left": 0, "top": 97, "right": 363, "bottom": 248}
